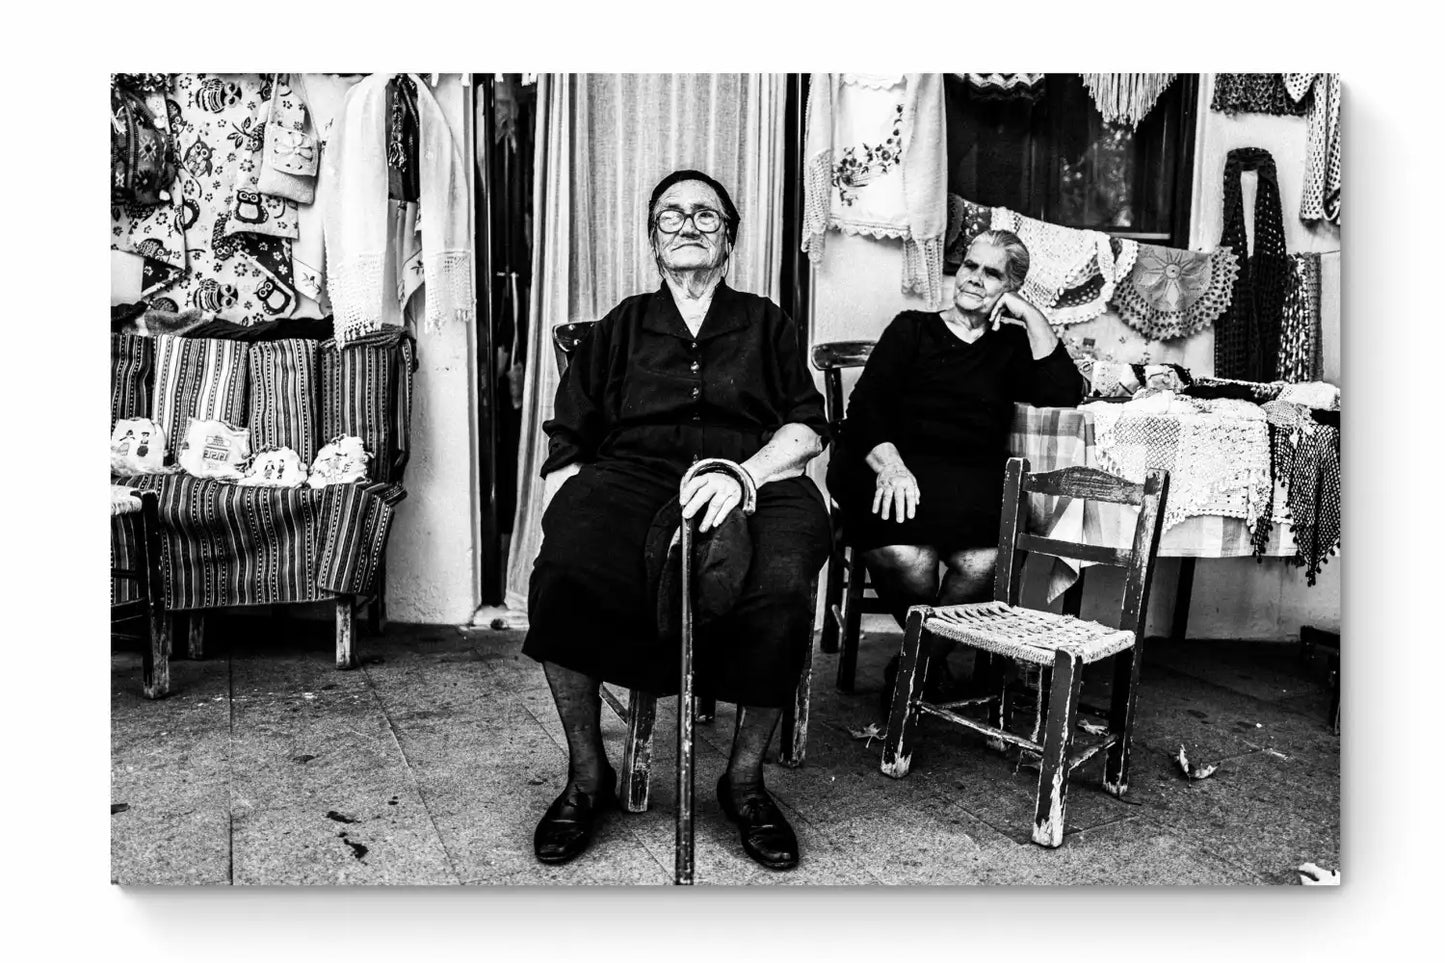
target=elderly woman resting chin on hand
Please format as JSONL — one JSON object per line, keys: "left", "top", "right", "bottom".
{"left": 825, "top": 230, "right": 1086, "bottom": 710}
{"left": 524, "top": 170, "right": 832, "bottom": 872}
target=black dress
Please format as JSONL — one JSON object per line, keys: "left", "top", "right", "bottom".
{"left": 522, "top": 282, "right": 832, "bottom": 707}
{"left": 827, "top": 310, "right": 1084, "bottom": 553}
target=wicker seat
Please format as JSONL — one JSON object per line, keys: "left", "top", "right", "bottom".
{"left": 923, "top": 602, "right": 1137, "bottom": 667}
{"left": 880, "top": 457, "right": 1170, "bottom": 848}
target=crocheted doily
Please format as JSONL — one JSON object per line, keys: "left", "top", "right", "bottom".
{"left": 1110, "top": 244, "right": 1241, "bottom": 342}
{"left": 990, "top": 208, "right": 1136, "bottom": 326}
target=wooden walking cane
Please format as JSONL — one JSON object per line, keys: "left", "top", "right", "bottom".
{"left": 673, "top": 459, "right": 759, "bottom": 886}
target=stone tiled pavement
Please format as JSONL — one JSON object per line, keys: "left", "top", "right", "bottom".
{"left": 111, "top": 614, "right": 1340, "bottom": 885}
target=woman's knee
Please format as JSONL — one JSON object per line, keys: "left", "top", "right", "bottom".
{"left": 863, "top": 543, "right": 937, "bottom": 575}
{"left": 944, "top": 547, "right": 997, "bottom": 579}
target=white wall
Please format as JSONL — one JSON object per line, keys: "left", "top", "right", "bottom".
{"left": 806, "top": 75, "right": 1342, "bottom": 640}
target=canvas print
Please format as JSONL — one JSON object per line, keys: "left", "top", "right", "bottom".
{"left": 111, "top": 72, "right": 1341, "bottom": 886}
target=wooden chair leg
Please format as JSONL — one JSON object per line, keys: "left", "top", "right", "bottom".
{"left": 836, "top": 547, "right": 867, "bottom": 693}
{"left": 368, "top": 563, "right": 387, "bottom": 636}
{"left": 621, "top": 689, "right": 656, "bottom": 813}
{"left": 336, "top": 595, "right": 357, "bottom": 669}
{"left": 1033, "top": 649, "right": 1083, "bottom": 847}
{"left": 778, "top": 608, "right": 815, "bottom": 769}
{"left": 186, "top": 614, "right": 206, "bottom": 660}
{"left": 138, "top": 498, "right": 169, "bottom": 700}
{"left": 819, "top": 530, "right": 846, "bottom": 655}
{"left": 881, "top": 607, "right": 931, "bottom": 778}
{"left": 1103, "top": 644, "right": 1142, "bottom": 796}
{"left": 982, "top": 653, "right": 1011, "bottom": 752}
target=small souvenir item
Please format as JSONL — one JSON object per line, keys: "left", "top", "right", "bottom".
{"left": 307, "top": 435, "right": 371, "bottom": 489}
{"left": 237, "top": 446, "right": 309, "bottom": 488}
{"left": 178, "top": 417, "right": 252, "bottom": 481}
{"left": 111, "top": 418, "right": 169, "bottom": 474}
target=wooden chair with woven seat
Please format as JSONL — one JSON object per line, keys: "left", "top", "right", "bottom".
{"left": 110, "top": 485, "right": 168, "bottom": 699}
{"left": 880, "top": 456, "right": 1169, "bottom": 847}
{"left": 810, "top": 340, "right": 893, "bottom": 692}
{"left": 551, "top": 321, "right": 818, "bottom": 883}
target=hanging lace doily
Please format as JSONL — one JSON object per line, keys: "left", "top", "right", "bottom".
{"left": 1211, "top": 74, "right": 1309, "bottom": 116}
{"left": 1110, "top": 243, "right": 1240, "bottom": 342}
{"left": 990, "top": 207, "right": 1136, "bottom": 326}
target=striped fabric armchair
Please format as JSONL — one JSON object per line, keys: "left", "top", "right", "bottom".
{"left": 109, "top": 326, "right": 415, "bottom": 670}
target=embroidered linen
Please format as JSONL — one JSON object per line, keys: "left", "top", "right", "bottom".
{"left": 1283, "top": 73, "right": 1341, "bottom": 226}
{"left": 111, "top": 418, "right": 169, "bottom": 475}
{"left": 309, "top": 435, "right": 371, "bottom": 488}
{"left": 177, "top": 417, "right": 252, "bottom": 481}
{"left": 1080, "top": 74, "right": 1176, "bottom": 128}
{"left": 990, "top": 207, "right": 1138, "bottom": 326}
{"left": 1087, "top": 394, "right": 1271, "bottom": 533}
{"left": 1278, "top": 253, "right": 1322, "bottom": 382}
{"left": 1210, "top": 74, "right": 1309, "bottom": 116}
{"left": 1216, "top": 148, "right": 1288, "bottom": 381}
{"left": 323, "top": 72, "right": 476, "bottom": 344}
{"left": 802, "top": 73, "right": 949, "bottom": 304}
{"left": 238, "top": 446, "right": 308, "bottom": 488}
{"left": 1111, "top": 243, "right": 1240, "bottom": 341}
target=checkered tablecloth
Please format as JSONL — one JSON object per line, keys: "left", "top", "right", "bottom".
{"left": 1008, "top": 404, "right": 1296, "bottom": 599}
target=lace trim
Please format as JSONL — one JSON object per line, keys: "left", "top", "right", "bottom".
{"left": 831, "top": 219, "right": 911, "bottom": 241}
{"left": 801, "top": 151, "right": 832, "bottom": 264}
{"left": 329, "top": 253, "right": 389, "bottom": 346}
{"left": 841, "top": 73, "right": 905, "bottom": 90}
{"left": 1111, "top": 245, "right": 1240, "bottom": 342}
{"left": 902, "top": 234, "right": 944, "bottom": 306}
{"left": 422, "top": 249, "right": 476, "bottom": 334}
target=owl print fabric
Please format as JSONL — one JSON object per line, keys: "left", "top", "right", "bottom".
{"left": 111, "top": 74, "right": 301, "bottom": 326}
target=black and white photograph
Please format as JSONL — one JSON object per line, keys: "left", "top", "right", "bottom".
{"left": 102, "top": 69, "right": 1349, "bottom": 891}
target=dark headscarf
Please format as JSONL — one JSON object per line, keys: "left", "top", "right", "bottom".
{"left": 647, "top": 169, "right": 740, "bottom": 246}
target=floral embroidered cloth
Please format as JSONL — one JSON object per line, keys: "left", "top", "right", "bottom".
{"left": 1110, "top": 242, "right": 1240, "bottom": 342}
{"left": 111, "top": 74, "right": 301, "bottom": 325}
{"left": 803, "top": 73, "right": 948, "bottom": 305}
{"left": 990, "top": 207, "right": 1138, "bottom": 327}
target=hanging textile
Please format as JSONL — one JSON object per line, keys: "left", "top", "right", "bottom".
{"left": 1210, "top": 73, "right": 1309, "bottom": 116}
{"left": 1215, "top": 147, "right": 1288, "bottom": 381}
{"left": 1253, "top": 400, "right": 1341, "bottom": 585}
{"left": 802, "top": 73, "right": 948, "bottom": 305}
{"left": 323, "top": 72, "right": 475, "bottom": 345}
{"left": 1110, "top": 243, "right": 1239, "bottom": 341}
{"left": 505, "top": 73, "right": 789, "bottom": 610}
{"left": 989, "top": 207, "right": 1138, "bottom": 326}
{"left": 1278, "top": 252, "right": 1322, "bottom": 382}
{"left": 959, "top": 73, "right": 1045, "bottom": 102}
{"left": 1080, "top": 74, "right": 1176, "bottom": 128}
{"left": 111, "top": 80, "right": 188, "bottom": 298}
{"left": 943, "top": 194, "right": 994, "bottom": 271}
{"left": 1283, "top": 73, "right": 1342, "bottom": 226}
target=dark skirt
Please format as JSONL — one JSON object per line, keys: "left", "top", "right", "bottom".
{"left": 522, "top": 460, "right": 831, "bottom": 707}
{"left": 827, "top": 449, "right": 1007, "bottom": 554}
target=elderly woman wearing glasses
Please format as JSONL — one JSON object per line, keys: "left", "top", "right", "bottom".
{"left": 523, "top": 170, "right": 832, "bottom": 871}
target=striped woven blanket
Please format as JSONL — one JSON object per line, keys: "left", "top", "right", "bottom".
{"left": 111, "top": 473, "right": 404, "bottom": 610}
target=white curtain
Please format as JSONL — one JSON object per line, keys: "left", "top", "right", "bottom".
{"left": 504, "top": 73, "right": 788, "bottom": 609}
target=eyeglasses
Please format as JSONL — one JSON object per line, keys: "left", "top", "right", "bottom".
{"left": 653, "top": 207, "right": 723, "bottom": 235}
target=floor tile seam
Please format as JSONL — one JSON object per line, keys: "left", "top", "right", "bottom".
{"left": 360, "top": 662, "right": 465, "bottom": 884}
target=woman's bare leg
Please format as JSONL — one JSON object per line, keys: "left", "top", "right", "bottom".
{"left": 861, "top": 543, "right": 941, "bottom": 627}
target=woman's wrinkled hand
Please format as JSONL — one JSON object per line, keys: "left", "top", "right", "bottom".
{"left": 681, "top": 471, "right": 744, "bottom": 533}
{"left": 541, "top": 463, "right": 582, "bottom": 513}
{"left": 989, "top": 291, "right": 1032, "bottom": 330}
{"left": 872, "top": 467, "right": 920, "bottom": 522}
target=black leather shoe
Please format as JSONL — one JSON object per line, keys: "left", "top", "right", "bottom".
{"left": 533, "top": 767, "right": 617, "bottom": 866}
{"left": 717, "top": 773, "right": 799, "bottom": 871}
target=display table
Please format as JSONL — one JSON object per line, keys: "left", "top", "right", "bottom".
{"left": 1007, "top": 404, "right": 1300, "bottom": 638}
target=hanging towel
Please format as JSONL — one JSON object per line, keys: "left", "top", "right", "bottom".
{"left": 802, "top": 73, "right": 948, "bottom": 304}
{"left": 323, "top": 72, "right": 475, "bottom": 345}
{"left": 1080, "top": 74, "right": 1177, "bottom": 128}
{"left": 1283, "top": 73, "right": 1341, "bottom": 226}
{"left": 1216, "top": 147, "right": 1288, "bottom": 381}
